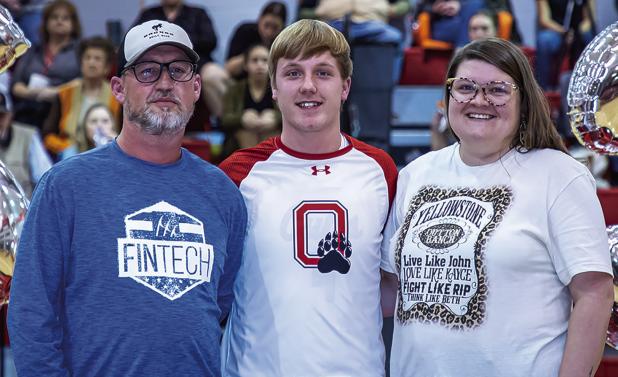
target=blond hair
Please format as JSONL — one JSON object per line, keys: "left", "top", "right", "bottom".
{"left": 268, "top": 19, "right": 353, "bottom": 87}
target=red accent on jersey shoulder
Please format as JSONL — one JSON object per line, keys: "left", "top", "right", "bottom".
{"left": 349, "top": 136, "right": 398, "bottom": 208}
{"left": 218, "top": 138, "right": 279, "bottom": 186}
{"left": 276, "top": 137, "right": 353, "bottom": 160}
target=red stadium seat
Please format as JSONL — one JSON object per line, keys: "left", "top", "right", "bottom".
{"left": 598, "top": 189, "right": 618, "bottom": 226}
{"left": 399, "top": 47, "right": 453, "bottom": 85}
{"left": 182, "top": 138, "right": 211, "bottom": 162}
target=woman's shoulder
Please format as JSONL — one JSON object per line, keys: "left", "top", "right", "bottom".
{"left": 517, "top": 148, "right": 591, "bottom": 185}
{"left": 233, "top": 22, "right": 258, "bottom": 36}
{"left": 522, "top": 148, "right": 587, "bottom": 173}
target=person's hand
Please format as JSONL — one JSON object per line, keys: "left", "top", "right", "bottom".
{"left": 441, "top": 1, "right": 460, "bottom": 17}
{"left": 258, "top": 109, "right": 278, "bottom": 131}
{"left": 35, "top": 87, "right": 58, "bottom": 102}
{"left": 241, "top": 109, "right": 261, "bottom": 129}
{"left": 432, "top": 0, "right": 460, "bottom": 17}
{"left": 579, "top": 18, "right": 592, "bottom": 34}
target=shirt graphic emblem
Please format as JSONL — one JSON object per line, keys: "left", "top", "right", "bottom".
{"left": 311, "top": 165, "right": 331, "bottom": 175}
{"left": 395, "top": 186, "right": 512, "bottom": 329}
{"left": 292, "top": 200, "right": 352, "bottom": 274}
{"left": 117, "top": 201, "right": 214, "bottom": 300}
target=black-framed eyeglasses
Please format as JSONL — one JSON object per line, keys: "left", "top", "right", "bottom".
{"left": 446, "top": 77, "right": 519, "bottom": 107}
{"left": 123, "top": 60, "right": 197, "bottom": 83}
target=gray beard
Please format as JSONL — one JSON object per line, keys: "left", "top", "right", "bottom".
{"left": 126, "top": 97, "right": 194, "bottom": 136}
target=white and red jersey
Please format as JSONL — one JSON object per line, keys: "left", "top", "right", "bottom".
{"left": 220, "top": 135, "right": 397, "bottom": 377}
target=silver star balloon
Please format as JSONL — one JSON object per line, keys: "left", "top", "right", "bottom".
{"left": 568, "top": 22, "right": 618, "bottom": 155}
{"left": 0, "top": 5, "right": 30, "bottom": 305}
{"left": 607, "top": 225, "right": 618, "bottom": 349}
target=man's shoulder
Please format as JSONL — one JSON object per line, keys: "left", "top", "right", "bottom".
{"left": 37, "top": 146, "right": 110, "bottom": 189}
{"left": 181, "top": 3, "right": 209, "bottom": 12}
{"left": 138, "top": 6, "right": 164, "bottom": 18}
{"left": 219, "top": 138, "right": 279, "bottom": 186}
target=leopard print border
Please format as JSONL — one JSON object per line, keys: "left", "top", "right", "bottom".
{"left": 395, "top": 185, "right": 512, "bottom": 330}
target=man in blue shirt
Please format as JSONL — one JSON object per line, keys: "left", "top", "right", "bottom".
{"left": 8, "top": 20, "right": 247, "bottom": 377}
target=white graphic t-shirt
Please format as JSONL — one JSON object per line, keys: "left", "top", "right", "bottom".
{"left": 382, "top": 144, "right": 612, "bottom": 377}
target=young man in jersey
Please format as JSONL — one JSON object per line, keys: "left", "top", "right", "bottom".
{"left": 219, "top": 19, "right": 397, "bottom": 376}
{"left": 8, "top": 20, "right": 247, "bottom": 376}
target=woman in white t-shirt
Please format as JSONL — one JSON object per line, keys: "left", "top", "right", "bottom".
{"left": 381, "top": 37, "right": 613, "bottom": 377}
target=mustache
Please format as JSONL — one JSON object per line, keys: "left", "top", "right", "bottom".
{"left": 147, "top": 90, "right": 181, "bottom": 105}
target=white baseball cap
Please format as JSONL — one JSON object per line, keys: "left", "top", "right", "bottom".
{"left": 117, "top": 20, "right": 199, "bottom": 73}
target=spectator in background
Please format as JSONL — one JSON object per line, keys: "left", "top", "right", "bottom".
{"left": 315, "top": 0, "right": 409, "bottom": 83}
{"left": 535, "top": 0, "right": 596, "bottom": 90}
{"left": 0, "top": 82, "right": 52, "bottom": 198}
{"left": 431, "top": 8, "right": 496, "bottom": 150}
{"left": 10, "top": 0, "right": 81, "bottom": 129}
{"left": 221, "top": 44, "right": 280, "bottom": 158}
{"left": 135, "top": 0, "right": 228, "bottom": 118}
{"left": 82, "top": 103, "right": 117, "bottom": 150}
{"left": 314, "top": 0, "right": 404, "bottom": 44}
{"left": 421, "top": 0, "right": 485, "bottom": 47}
{"left": 467, "top": 8, "right": 496, "bottom": 41}
{"left": 0, "top": 0, "right": 50, "bottom": 46}
{"left": 225, "top": 1, "right": 287, "bottom": 80}
{"left": 485, "top": 0, "right": 522, "bottom": 43}
{"left": 43, "top": 36, "right": 120, "bottom": 160}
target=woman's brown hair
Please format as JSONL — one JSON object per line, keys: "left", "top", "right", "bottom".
{"left": 444, "top": 37, "right": 567, "bottom": 153}
{"left": 40, "top": 0, "right": 82, "bottom": 44}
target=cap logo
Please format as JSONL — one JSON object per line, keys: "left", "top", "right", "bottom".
{"left": 142, "top": 27, "right": 174, "bottom": 40}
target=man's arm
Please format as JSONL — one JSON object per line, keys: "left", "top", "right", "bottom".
{"left": 381, "top": 270, "right": 398, "bottom": 317}
{"left": 8, "top": 171, "right": 71, "bottom": 376}
{"left": 558, "top": 271, "right": 613, "bottom": 377}
{"left": 217, "top": 191, "right": 247, "bottom": 321}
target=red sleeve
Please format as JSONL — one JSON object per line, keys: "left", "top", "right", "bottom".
{"left": 350, "top": 138, "right": 398, "bottom": 208}
{"left": 218, "top": 138, "right": 279, "bottom": 187}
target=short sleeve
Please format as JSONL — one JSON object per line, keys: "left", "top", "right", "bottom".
{"left": 380, "top": 167, "right": 411, "bottom": 273}
{"left": 547, "top": 172, "right": 613, "bottom": 285}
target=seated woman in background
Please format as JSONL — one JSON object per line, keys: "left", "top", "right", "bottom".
{"left": 81, "top": 103, "right": 117, "bottom": 150}
{"left": 221, "top": 44, "right": 280, "bottom": 158}
{"left": 42, "top": 36, "right": 120, "bottom": 160}
{"left": 225, "top": 2, "right": 287, "bottom": 80}
{"left": 11, "top": 0, "right": 82, "bottom": 130}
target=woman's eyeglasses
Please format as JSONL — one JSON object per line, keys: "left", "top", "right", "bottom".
{"left": 446, "top": 77, "right": 518, "bottom": 107}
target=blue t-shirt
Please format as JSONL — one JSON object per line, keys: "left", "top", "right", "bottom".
{"left": 8, "top": 141, "right": 247, "bottom": 377}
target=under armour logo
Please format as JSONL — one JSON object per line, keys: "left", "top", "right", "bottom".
{"left": 311, "top": 165, "right": 331, "bottom": 175}
{"left": 152, "top": 23, "right": 163, "bottom": 31}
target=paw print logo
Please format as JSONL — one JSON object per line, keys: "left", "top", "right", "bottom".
{"left": 317, "top": 231, "right": 352, "bottom": 274}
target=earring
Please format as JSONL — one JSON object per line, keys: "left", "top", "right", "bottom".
{"left": 519, "top": 119, "right": 527, "bottom": 148}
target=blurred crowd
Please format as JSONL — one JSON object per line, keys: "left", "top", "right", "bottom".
{"left": 0, "top": 0, "right": 615, "bottom": 198}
